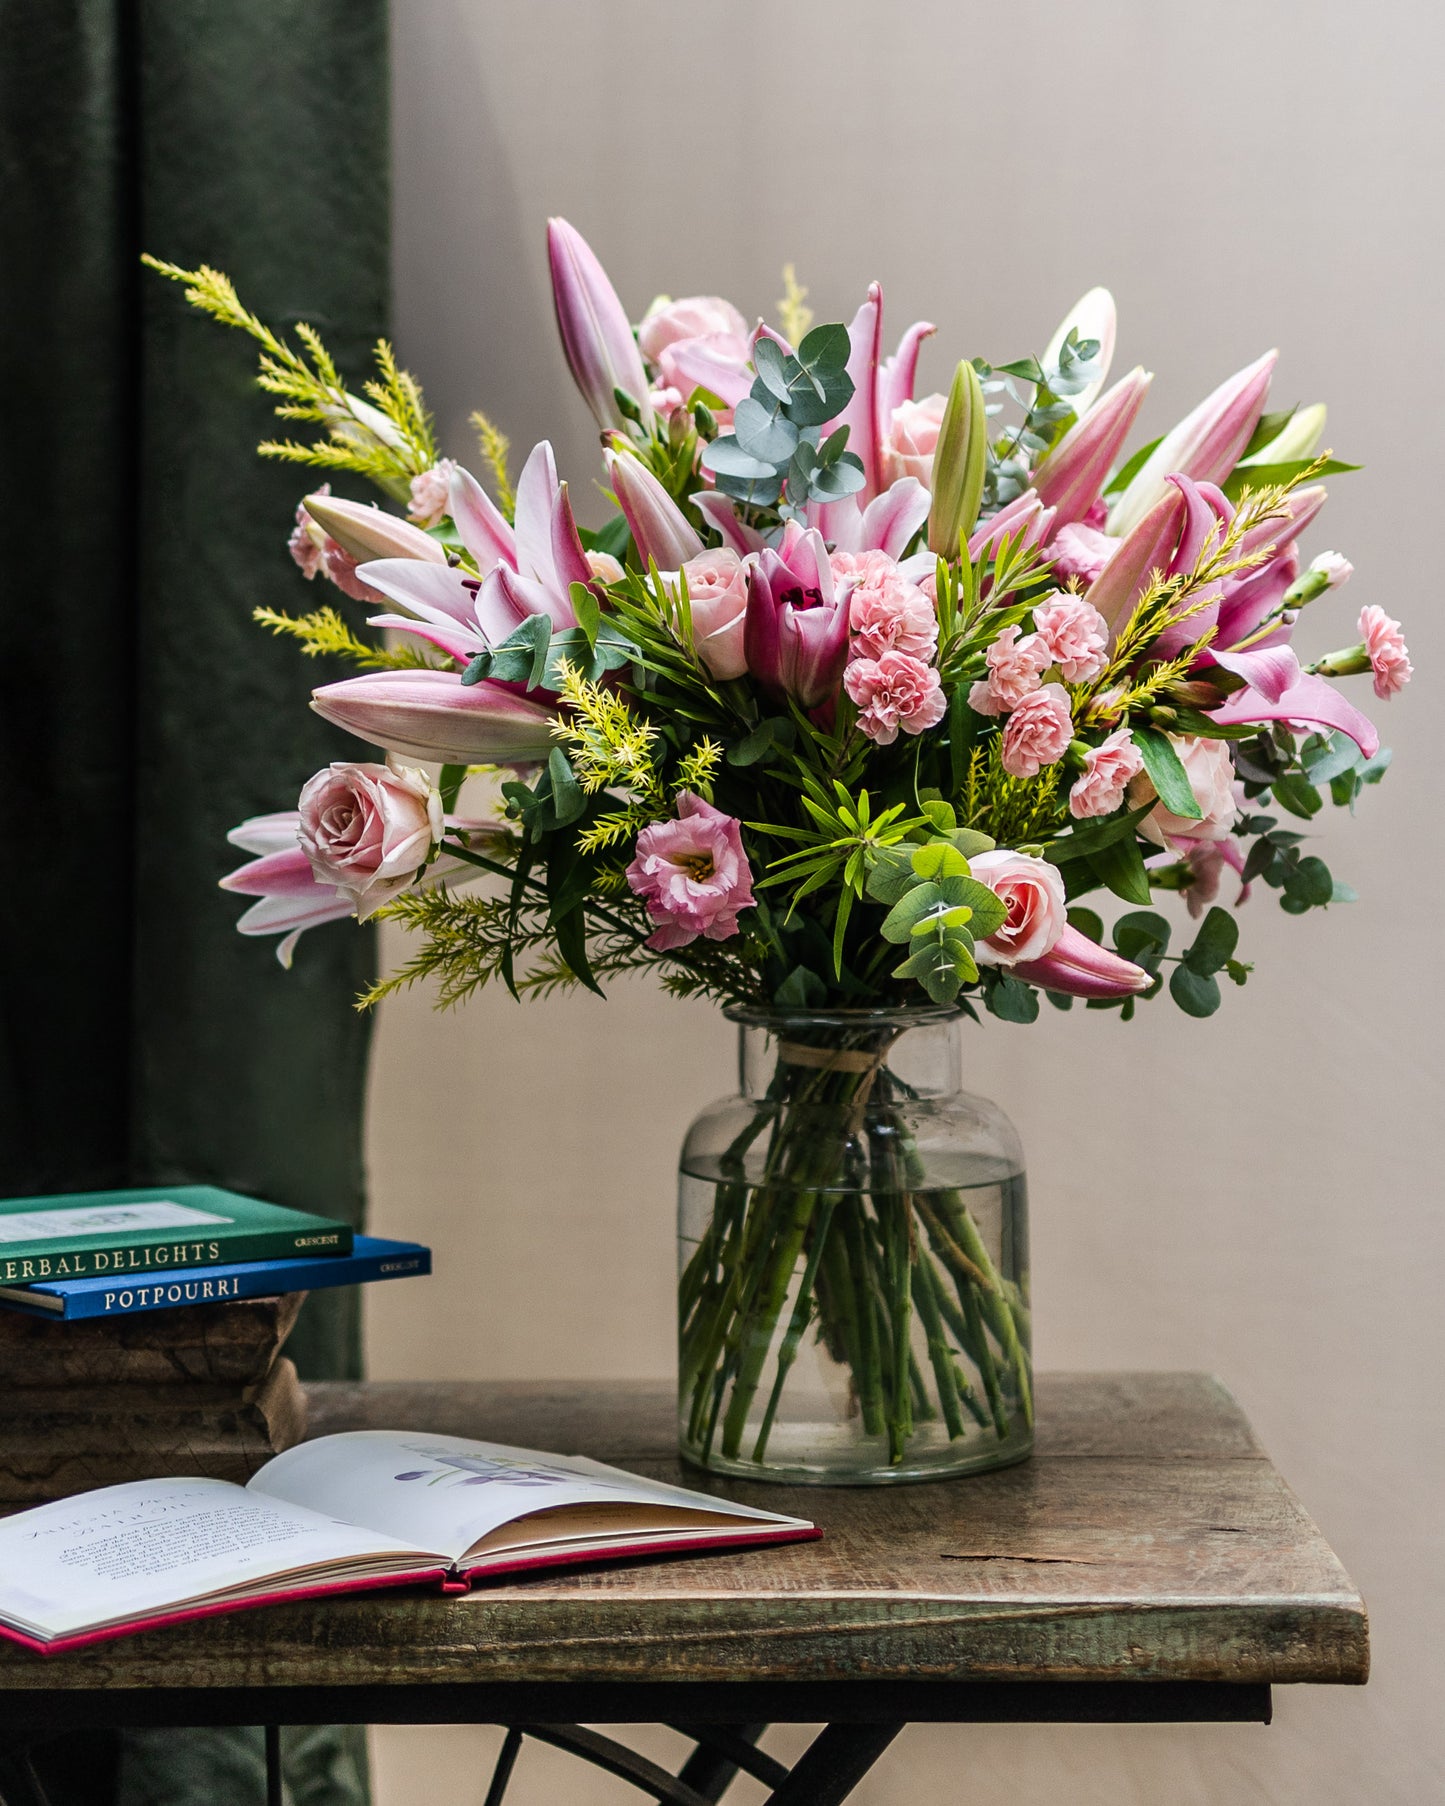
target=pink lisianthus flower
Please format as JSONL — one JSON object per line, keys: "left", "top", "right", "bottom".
{"left": 879, "top": 392, "right": 947, "bottom": 488}
{"left": 407, "top": 458, "right": 457, "bottom": 528}
{"left": 1032, "top": 592, "right": 1109, "bottom": 683}
{"left": 1129, "top": 734, "right": 1237, "bottom": 848}
{"left": 843, "top": 651, "right": 947, "bottom": 745}
{"left": 967, "top": 624, "right": 1052, "bottom": 717}
{"left": 834, "top": 549, "right": 937, "bottom": 663}
{"left": 967, "top": 849, "right": 1068, "bottom": 966}
{"left": 1069, "top": 728, "right": 1144, "bottom": 819}
{"left": 680, "top": 548, "right": 749, "bottom": 680}
{"left": 626, "top": 792, "right": 756, "bottom": 950}
{"left": 297, "top": 760, "right": 444, "bottom": 919}
{"left": 1359, "top": 605, "right": 1412, "bottom": 699}
{"left": 1000, "top": 683, "right": 1073, "bottom": 778}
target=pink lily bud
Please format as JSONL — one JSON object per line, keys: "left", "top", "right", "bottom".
{"left": 1107, "top": 350, "right": 1278, "bottom": 538}
{"left": 1012, "top": 923, "right": 1153, "bottom": 999}
{"left": 1032, "top": 367, "right": 1153, "bottom": 525}
{"left": 742, "top": 526, "right": 850, "bottom": 709}
{"left": 311, "top": 670, "right": 558, "bottom": 767}
{"left": 547, "top": 217, "right": 653, "bottom": 432}
{"left": 606, "top": 449, "right": 703, "bottom": 569}
{"left": 302, "top": 494, "right": 446, "bottom": 566}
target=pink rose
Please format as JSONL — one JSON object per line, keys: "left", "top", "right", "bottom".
{"left": 586, "top": 550, "right": 627, "bottom": 585}
{"left": 1000, "top": 683, "right": 1073, "bottom": 777}
{"left": 1069, "top": 728, "right": 1144, "bottom": 819}
{"left": 297, "top": 760, "right": 443, "bottom": 918}
{"left": 680, "top": 548, "right": 749, "bottom": 680}
{"left": 1046, "top": 522, "right": 1118, "bottom": 588}
{"left": 638, "top": 296, "right": 748, "bottom": 364}
{"left": 1359, "top": 605, "right": 1411, "bottom": 699}
{"left": 407, "top": 459, "right": 457, "bottom": 528}
{"left": 1032, "top": 592, "right": 1109, "bottom": 683}
{"left": 1129, "top": 735, "right": 1237, "bottom": 848}
{"left": 880, "top": 392, "right": 947, "bottom": 488}
{"left": 843, "top": 651, "right": 947, "bottom": 745}
{"left": 834, "top": 549, "right": 938, "bottom": 663}
{"left": 967, "top": 849, "right": 1068, "bottom": 967}
{"left": 626, "top": 792, "right": 756, "bottom": 949}
{"left": 967, "top": 624, "right": 1052, "bottom": 716}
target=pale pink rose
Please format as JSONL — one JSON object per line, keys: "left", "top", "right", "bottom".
{"left": 1032, "top": 592, "right": 1109, "bottom": 683}
{"left": 880, "top": 392, "right": 947, "bottom": 488}
{"left": 967, "top": 849, "right": 1068, "bottom": 967}
{"left": 1129, "top": 735, "right": 1237, "bottom": 848}
{"left": 288, "top": 484, "right": 328, "bottom": 579}
{"left": 1069, "top": 728, "right": 1144, "bottom": 819}
{"left": 1047, "top": 522, "right": 1118, "bottom": 587}
{"left": 625, "top": 791, "right": 756, "bottom": 950}
{"left": 297, "top": 760, "right": 443, "bottom": 919}
{"left": 680, "top": 548, "right": 749, "bottom": 680}
{"left": 656, "top": 331, "right": 753, "bottom": 414}
{"left": 407, "top": 459, "right": 457, "bottom": 528}
{"left": 843, "top": 651, "right": 946, "bottom": 745}
{"left": 637, "top": 296, "right": 748, "bottom": 364}
{"left": 1359, "top": 605, "right": 1411, "bottom": 699}
{"left": 586, "top": 550, "right": 626, "bottom": 585}
{"left": 1000, "top": 684, "right": 1073, "bottom": 778}
{"left": 834, "top": 549, "right": 938, "bottom": 663}
{"left": 967, "top": 624, "right": 1052, "bottom": 716}
{"left": 648, "top": 385, "right": 687, "bottom": 420}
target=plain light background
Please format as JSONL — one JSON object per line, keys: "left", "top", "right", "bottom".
{"left": 360, "top": 2, "right": 1444, "bottom": 1799}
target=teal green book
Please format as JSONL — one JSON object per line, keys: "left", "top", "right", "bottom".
{"left": 0, "top": 1186, "right": 352, "bottom": 1285}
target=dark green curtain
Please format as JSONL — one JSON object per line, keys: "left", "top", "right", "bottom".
{"left": 1, "top": 2, "right": 389, "bottom": 1799}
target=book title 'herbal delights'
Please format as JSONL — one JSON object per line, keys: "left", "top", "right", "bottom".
{"left": 148, "top": 227, "right": 1403, "bottom": 1023}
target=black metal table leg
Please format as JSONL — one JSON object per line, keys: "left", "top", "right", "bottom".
{"left": 0, "top": 1754, "right": 54, "bottom": 1806}
{"left": 673, "top": 1724, "right": 787, "bottom": 1800}
{"left": 761, "top": 1723, "right": 904, "bottom": 1806}
{"left": 264, "top": 1724, "right": 282, "bottom": 1806}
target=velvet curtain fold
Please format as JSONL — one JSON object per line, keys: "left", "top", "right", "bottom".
{"left": 1, "top": 2, "right": 389, "bottom": 1799}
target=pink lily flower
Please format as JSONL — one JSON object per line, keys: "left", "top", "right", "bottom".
{"left": 359, "top": 442, "right": 587, "bottom": 666}
{"left": 301, "top": 494, "right": 446, "bottom": 566}
{"left": 967, "top": 490, "right": 1058, "bottom": 562}
{"left": 310, "top": 669, "right": 559, "bottom": 767}
{"left": 1205, "top": 649, "right": 1379, "bottom": 757}
{"left": 606, "top": 449, "right": 703, "bottom": 569}
{"left": 1011, "top": 923, "right": 1152, "bottom": 999}
{"left": 810, "top": 477, "right": 931, "bottom": 562}
{"left": 742, "top": 524, "right": 851, "bottom": 709}
{"left": 547, "top": 217, "right": 653, "bottom": 432}
{"left": 1107, "top": 350, "right": 1278, "bottom": 537}
{"left": 690, "top": 491, "right": 767, "bottom": 555}
{"left": 1032, "top": 367, "right": 1152, "bottom": 526}
{"left": 819, "top": 283, "right": 936, "bottom": 507}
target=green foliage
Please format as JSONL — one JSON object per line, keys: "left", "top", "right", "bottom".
{"left": 252, "top": 606, "right": 437, "bottom": 671}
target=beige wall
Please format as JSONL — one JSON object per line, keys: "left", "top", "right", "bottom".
{"left": 367, "top": 2, "right": 1444, "bottom": 1799}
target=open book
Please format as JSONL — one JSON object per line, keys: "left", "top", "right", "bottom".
{"left": 0, "top": 1430, "right": 818, "bottom": 1654}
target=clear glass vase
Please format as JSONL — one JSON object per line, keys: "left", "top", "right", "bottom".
{"left": 678, "top": 1006, "right": 1032, "bottom": 1486}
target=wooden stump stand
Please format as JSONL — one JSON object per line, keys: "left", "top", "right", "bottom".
{"left": 0, "top": 1294, "right": 309, "bottom": 1503}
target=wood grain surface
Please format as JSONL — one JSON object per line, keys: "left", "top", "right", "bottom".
{"left": 0, "top": 1373, "right": 1367, "bottom": 1692}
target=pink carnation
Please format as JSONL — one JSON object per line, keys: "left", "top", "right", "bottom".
{"left": 1000, "top": 683, "right": 1073, "bottom": 778}
{"left": 1359, "top": 605, "right": 1412, "bottom": 700}
{"left": 1069, "top": 728, "right": 1144, "bottom": 819}
{"left": 320, "top": 539, "right": 386, "bottom": 604}
{"left": 407, "top": 459, "right": 457, "bottom": 528}
{"left": 967, "top": 624, "right": 1051, "bottom": 716}
{"left": 626, "top": 792, "right": 755, "bottom": 950}
{"left": 288, "top": 483, "right": 328, "bottom": 579}
{"left": 843, "top": 651, "right": 947, "bottom": 746}
{"left": 834, "top": 549, "right": 938, "bottom": 663}
{"left": 1033, "top": 592, "right": 1109, "bottom": 683}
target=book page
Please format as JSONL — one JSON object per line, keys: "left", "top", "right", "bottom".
{"left": 251, "top": 1431, "right": 809, "bottom": 1563}
{"left": 0, "top": 1477, "right": 440, "bottom": 1641}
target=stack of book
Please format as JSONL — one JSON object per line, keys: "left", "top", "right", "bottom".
{"left": 0, "top": 1185, "right": 429, "bottom": 1319}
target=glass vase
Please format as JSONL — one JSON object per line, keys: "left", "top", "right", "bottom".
{"left": 678, "top": 1006, "right": 1032, "bottom": 1485}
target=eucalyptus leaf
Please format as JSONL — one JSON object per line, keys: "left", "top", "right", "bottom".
{"left": 701, "top": 436, "right": 778, "bottom": 481}
{"left": 1169, "top": 963, "right": 1221, "bottom": 1017}
{"left": 1183, "top": 905, "right": 1239, "bottom": 974}
{"left": 986, "top": 975, "right": 1040, "bottom": 1024}
{"left": 733, "top": 396, "right": 799, "bottom": 465}
{"left": 751, "top": 335, "right": 792, "bottom": 402}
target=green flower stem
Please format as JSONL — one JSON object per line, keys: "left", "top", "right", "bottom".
{"left": 937, "top": 1193, "right": 1033, "bottom": 1428}
{"left": 957, "top": 1276, "right": 1009, "bottom": 1440}
{"left": 912, "top": 1255, "right": 967, "bottom": 1440}
{"left": 752, "top": 1197, "right": 836, "bottom": 1463}
{"left": 841, "top": 1200, "right": 886, "bottom": 1437}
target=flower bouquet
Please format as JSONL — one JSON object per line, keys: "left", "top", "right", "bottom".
{"left": 146, "top": 221, "right": 1407, "bottom": 1482}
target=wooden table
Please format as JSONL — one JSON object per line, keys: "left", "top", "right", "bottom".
{"left": 0, "top": 1374, "right": 1368, "bottom": 1806}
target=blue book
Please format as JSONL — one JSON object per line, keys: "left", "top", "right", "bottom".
{"left": 0, "top": 1235, "right": 430, "bottom": 1320}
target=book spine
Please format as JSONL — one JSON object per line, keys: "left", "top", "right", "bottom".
{"left": 0, "top": 1226, "right": 353, "bottom": 1287}
{"left": 46, "top": 1251, "right": 428, "bottom": 1320}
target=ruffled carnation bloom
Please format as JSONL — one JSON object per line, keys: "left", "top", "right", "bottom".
{"left": 407, "top": 458, "right": 457, "bottom": 528}
{"left": 879, "top": 392, "right": 947, "bottom": 488}
{"left": 843, "top": 651, "right": 947, "bottom": 745}
{"left": 320, "top": 538, "right": 386, "bottom": 604}
{"left": 288, "top": 484, "right": 327, "bottom": 579}
{"left": 967, "top": 624, "right": 1052, "bottom": 716}
{"left": 680, "top": 548, "right": 749, "bottom": 680}
{"left": 1046, "top": 523, "right": 1117, "bottom": 588}
{"left": 967, "top": 849, "right": 1068, "bottom": 966}
{"left": 1032, "top": 592, "right": 1109, "bottom": 683}
{"left": 626, "top": 792, "right": 755, "bottom": 950}
{"left": 834, "top": 549, "right": 937, "bottom": 663}
{"left": 1359, "top": 605, "right": 1411, "bottom": 699}
{"left": 297, "top": 760, "right": 443, "bottom": 919}
{"left": 1069, "top": 727, "right": 1144, "bottom": 819}
{"left": 1000, "top": 683, "right": 1073, "bottom": 777}
{"left": 1129, "top": 735, "right": 1237, "bottom": 848}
